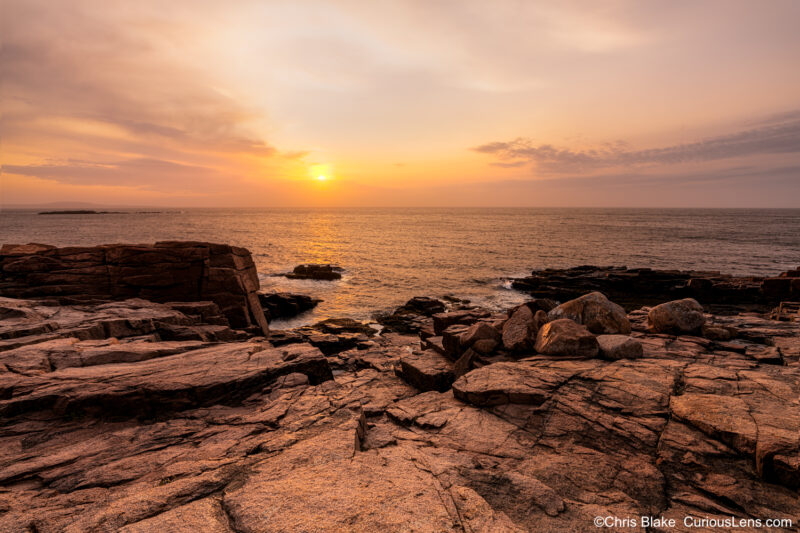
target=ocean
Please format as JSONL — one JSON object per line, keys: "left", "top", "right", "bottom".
{"left": 2, "top": 208, "right": 799, "bottom": 326}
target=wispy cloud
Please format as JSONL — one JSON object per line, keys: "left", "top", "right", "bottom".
{"left": 473, "top": 113, "right": 800, "bottom": 173}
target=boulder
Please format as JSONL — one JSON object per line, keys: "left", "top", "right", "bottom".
{"left": 501, "top": 305, "right": 537, "bottom": 352}
{"left": 533, "top": 319, "right": 598, "bottom": 358}
{"left": 647, "top": 298, "right": 706, "bottom": 334}
{"left": 396, "top": 350, "right": 455, "bottom": 392}
{"left": 459, "top": 322, "right": 501, "bottom": 351}
{"left": 547, "top": 292, "right": 631, "bottom": 334}
{"left": 284, "top": 264, "right": 342, "bottom": 280}
{"left": 596, "top": 335, "right": 643, "bottom": 360}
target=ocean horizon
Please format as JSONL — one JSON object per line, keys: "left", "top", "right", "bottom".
{"left": 3, "top": 207, "right": 799, "bottom": 326}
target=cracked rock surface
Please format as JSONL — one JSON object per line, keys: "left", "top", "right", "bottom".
{"left": 0, "top": 292, "right": 799, "bottom": 531}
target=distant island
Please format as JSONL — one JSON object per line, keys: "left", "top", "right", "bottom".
{"left": 38, "top": 210, "right": 121, "bottom": 215}
{"left": 37, "top": 210, "right": 164, "bottom": 215}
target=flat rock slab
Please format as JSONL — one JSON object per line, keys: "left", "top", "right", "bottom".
{"left": 396, "top": 350, "right": 455, "bottom": 392}
{"left": 0, "top": 337, "right": 211, "bottom": 374}
{"left": 0, "top": 342, "right": 332, "bottom": 418}
{"left": 452, "top": 360, "right": 599, "bottom": 406}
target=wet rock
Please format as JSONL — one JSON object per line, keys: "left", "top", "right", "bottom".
{"left": 534, "top": 318, "right": 599, "bottom": 357}
{"left": 258, "top": 292, "right": 320, "bottom": 321}
{"left": 374, "top": 296, "right": 445, "bottom": 334}
{"left": 396, "top": 350, "right": 454, "bottom": 392}
{"left": 547, "top": 291, "right": 631, "bottom": 334}
{"left": 284, "top": 264, "right": 342, "bottom": 280}
{"left": 396, "top": 296, "right": 446, "bottom": 316}
{"left": 596, "top": 335, "right": 643, "bottom": 360}
{"left": 648, "top": 298, "right": 706, "bottom": 334}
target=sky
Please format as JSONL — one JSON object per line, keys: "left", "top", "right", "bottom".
{"left": 1, "top": 0, "right": 799, "bottom": 207}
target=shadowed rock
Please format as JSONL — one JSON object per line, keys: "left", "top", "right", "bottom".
{"left": 501, "top": 305, "right": 537, "bottom": 352}
{"left": 396, "top": 350, "right": 455, "bottom": 392}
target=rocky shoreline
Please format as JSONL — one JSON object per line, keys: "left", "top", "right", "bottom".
{"left": 0, "top": 242, "right": 798, "bottom": 532}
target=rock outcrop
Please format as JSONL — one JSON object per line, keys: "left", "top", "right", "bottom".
{"left": 1, "top": 258, "right": 799, "bottom": 531}
{"left": 284, "top": 264, "right": 343, "bottom": 280}
{"left": 0, "top": 242, "right": 269, "bottom": 334}
{"left": 258, "top": 292, "right": 320, "bottom": 321}
{"left": 375, "top": 296, "right": 447, "bottom": 334}
{"left": 511, "top": 265, "right": 800, "bottom": 311}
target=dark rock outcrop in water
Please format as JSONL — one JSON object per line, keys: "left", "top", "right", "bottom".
{"left": 512, "top": 264, "right": 800, "bottom": 312}
{"left": 375, "top": 296, "right": 448, "bottom": 333}
{"left": 0, "top": 241, "right": 269, "bottom": 334}
{"left": 0, "top": 250, "right": 799, "bottom": 531}
{"left": 284, "top": 263, "right": 343, "bottom": 280}
{"left": 258, "top": 291, "right": 320, "bottom": 321}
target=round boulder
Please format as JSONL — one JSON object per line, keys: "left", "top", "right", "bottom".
{"left": 647, "top": 298, "right": 706, "bottom": 334}
{"left": 547, "top": 292, "right": 631, "bottom": 335}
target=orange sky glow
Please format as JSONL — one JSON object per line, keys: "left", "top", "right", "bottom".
{"left": 1, "top": 0, "right": 799, "bottom": 207}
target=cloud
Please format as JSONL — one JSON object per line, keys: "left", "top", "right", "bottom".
{"left": 2, "top": 158, "right": 227, "bottom": 192}
{"left": 473, "top": 113, "right": 800, "bottom": 173}
{"left": 0, "top": 0, "right": 291, "bottom": 194}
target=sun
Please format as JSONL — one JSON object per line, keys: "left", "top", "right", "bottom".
{"left": 309, "top": 163, "right": 333, "bottom": 182}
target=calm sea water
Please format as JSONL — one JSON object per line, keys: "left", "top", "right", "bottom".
{"left": 2, "top": 208, "right": 799, "bottom": 326}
